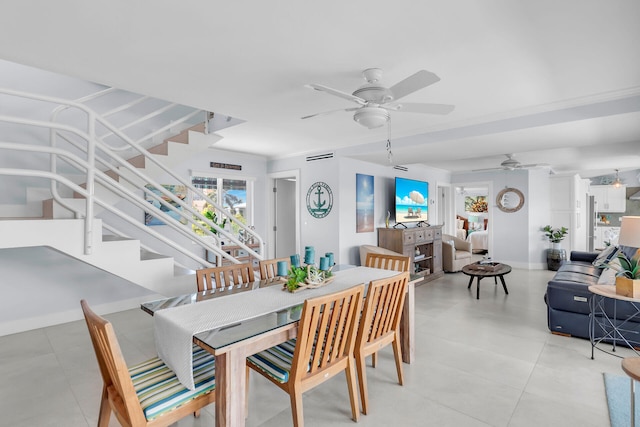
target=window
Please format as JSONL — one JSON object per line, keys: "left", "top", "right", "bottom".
{"left": 191, "top": 174, "right": 253, "bottom": 237}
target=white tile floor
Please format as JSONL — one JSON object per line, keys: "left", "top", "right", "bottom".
{"left": 0, "top": 261, "right": 633, "bottom": 426}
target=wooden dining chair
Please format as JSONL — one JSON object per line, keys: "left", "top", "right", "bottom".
{"left": 258, "top": 257, "right": 290, "bottom": 279}
{"left": 80, "top": 300, "right": 216, "bottom": 427}
{"left": 196, "top": 262, "right": 255, "bottom": 292}
{"left": 364, "top": 253, "right": 410, "bottom": 272}
{"left": 246, "top": 284, "right": 365, "bottom": 427}
{"left": 354, "top": 272, "right": 409, "bottom": 415}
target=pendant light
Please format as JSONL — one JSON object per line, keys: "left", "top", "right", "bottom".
{"left": 612, "top": 169, "right": 623, "bottom": 188}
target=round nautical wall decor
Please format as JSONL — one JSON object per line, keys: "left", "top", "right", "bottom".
{"left": 306, "top": 181, "right": 333, "bottom": 218}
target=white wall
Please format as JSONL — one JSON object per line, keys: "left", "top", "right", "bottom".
{"left": 452, "top": 169, "right": 551, "bottom": 269}
{"left": 269, "top": 153, "right": 450, "bottom": 266}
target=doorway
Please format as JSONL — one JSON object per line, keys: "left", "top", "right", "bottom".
{"left": 437, "top": 184, "right": 453, "bottom": 235}
{"left": 268, "top": 170, "right": 300, "bottom": 259}
{"left": 453, "top": 182, "right": 492, "bottom": 255}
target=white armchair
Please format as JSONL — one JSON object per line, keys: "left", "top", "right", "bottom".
{"left": 442, "top": 233, "right": 473, "bottom": 272}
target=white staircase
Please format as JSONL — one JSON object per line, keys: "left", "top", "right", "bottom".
{"left": 0, "top": 218, "right": 193, "bottom": 296}
{"left": 0, "top": 86, "right": 263, "bottom": 298}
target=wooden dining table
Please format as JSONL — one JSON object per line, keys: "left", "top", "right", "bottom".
{"left": 141, "top": 265, "right": 419, "bottom": 427}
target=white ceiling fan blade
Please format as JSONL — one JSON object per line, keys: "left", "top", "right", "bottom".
{"left": 301, "top": 107, "right": 359, "bottom": 120}
{"left": 306, "top": 84, "right": 366, "bottom": 105}
{"left": 387, "top": 102, "right": 455, "bottom": 115}
{"left": 389, "top": 70, "right": 440, "bottom": 101}
{"left": 519, "top": 163, "right": 551, "bottom": 169}
{"left": 471, "top": 167, "right": 503, "bottom": 172}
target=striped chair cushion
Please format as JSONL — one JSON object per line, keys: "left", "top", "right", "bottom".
{"left": 247, "top": 339, "right": 297, "bottom": 383}
{"left": 129, "top": 346, "right": 215, "bottom": 421}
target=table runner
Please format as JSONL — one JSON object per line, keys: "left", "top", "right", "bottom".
{"left": 154, "top": 266, "right": 398, "bottom": 389}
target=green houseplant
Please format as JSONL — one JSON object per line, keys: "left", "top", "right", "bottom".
{"left": 192, "top": 205, "right": 227, "bottom": 236}
{"left": 542, "top": 225, "right": 568, "bottom": 245}
{"left": 542, "top": 225, "right": 569, "bottom": 271}
{"left": 597, "top": 251, "right": 640, "bottom": 280}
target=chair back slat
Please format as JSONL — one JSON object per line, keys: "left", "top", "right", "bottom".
{"left": 81, "top": 300, "right": 146, "bottom": 425}
{"left": 291, "top": 284, "right": 364, "bottom": 381}
{"left": 196, "top": 263, "right": 255, "bottom": 291}
{"left": 259, "top": 257, "right": 290, "bottom": 279}
{"left": 365, "top": 253, "right": 410, "bottom": 272}
{"left": 358, "top": 272, "right": 409, "bottom": 346}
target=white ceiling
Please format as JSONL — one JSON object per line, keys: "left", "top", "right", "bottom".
{"left": 1, "top": 1, "right": 639, "bottom": 177}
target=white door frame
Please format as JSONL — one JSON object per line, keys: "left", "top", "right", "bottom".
{"left": 453, "top": 180, "right": 493, "bottom": 255}
{"left": 436, "top": 182, "right": 454, "bottom": 235}
{"left": 267, "top": 169, "right": 301, "bottom": 259}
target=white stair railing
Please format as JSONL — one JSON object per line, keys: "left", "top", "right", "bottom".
{"left": 0, "top": 87, "right": 264, "bottom": 269}
{"left": 0, "top": 142, "right": 231, "bottom": 266}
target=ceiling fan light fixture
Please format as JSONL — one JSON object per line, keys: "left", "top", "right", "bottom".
{"left": 353, "top": 107, "right": 390, "bottom": 129}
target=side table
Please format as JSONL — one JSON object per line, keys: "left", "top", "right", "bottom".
{"left": 588, "top": 285, "right": 640, "bottom": 359}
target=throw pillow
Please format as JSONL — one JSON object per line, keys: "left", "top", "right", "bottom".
{"left": 593, "top": 245, "right": 619, "bottom": 267}
{"left": 597, "top": 258, "right": 621, "bottom": 285}
{"left": 456, "top": 219, "right": 464, "bottom": 230}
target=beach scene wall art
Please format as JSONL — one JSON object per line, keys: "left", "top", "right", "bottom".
{"left": 356, "top": 174, "right": 374, "bottom": 233}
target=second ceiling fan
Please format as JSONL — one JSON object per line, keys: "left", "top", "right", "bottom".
{"left": 473, "top": 154, "right": 550, "bottom": 172}
{"left": 302, "top": 68, "right": 455, "bottom": 129}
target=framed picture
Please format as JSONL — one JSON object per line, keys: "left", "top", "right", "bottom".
{"left": 144, "top": 184, "right": 188, "bottom": 226}
{"left": 465, "top": 195, "right": 488, "bottom": 213}
{"left": 356, "top": 174, "right": 374, "bottom": 233}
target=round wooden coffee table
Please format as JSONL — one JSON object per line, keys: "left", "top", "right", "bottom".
{"left": 461, "top": 263, "right": 512, "bottom": 300}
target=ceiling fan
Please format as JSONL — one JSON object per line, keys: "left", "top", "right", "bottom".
{"left": 472, "top": 154, "right": 550, "bottom": 172}
{"left": 302, "top": 68, "right": 455, "bottom": 129}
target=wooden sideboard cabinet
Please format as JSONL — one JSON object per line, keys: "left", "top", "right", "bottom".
{"left": 377, "top": 226, "right": 444, "bottom": 284}
{"left": 206, "top": 243, "right": 261, "bottom": 269}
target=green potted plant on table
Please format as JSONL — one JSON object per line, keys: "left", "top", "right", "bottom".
{"left": 285, "top": 265, "right": 334, "bottom": 293}
{"left": 542, "top": 225, "right": 569, "bottom": 271}
{"left": 597, "top": 250, "right": 640, "bottom": 297}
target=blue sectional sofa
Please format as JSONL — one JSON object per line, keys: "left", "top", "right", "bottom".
{"left": 545, "top": 247, "right": 640, "bottom": 341}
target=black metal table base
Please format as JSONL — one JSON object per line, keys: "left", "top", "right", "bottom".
{"left": 590, "top": 293, "right": 640, "bottom": 359}
{"left": 467, "top": 274, "right": 509, "bottom": 300}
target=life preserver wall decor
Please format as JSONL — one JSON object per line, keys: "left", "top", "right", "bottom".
{"left": 306, "top": 181, "right": 333, "bottom": 218}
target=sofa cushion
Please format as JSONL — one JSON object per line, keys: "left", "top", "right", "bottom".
{"left": 557, "top": 262, "right": 601, "bottom": 279}
{"left": 130, "top": 346, "right": 215, "bottom": 421}
{"left": 597, "top": 258, "right": 620, "bottom": 285}
{"left": 592, "top": 245, "right": 619, "bottom": 267}
{"left": 570, "top": 251, "right": 599, "bottom": 263}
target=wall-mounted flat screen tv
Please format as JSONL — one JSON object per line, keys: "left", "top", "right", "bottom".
{"left": 395, "top": 177, "right": 428, "bottom": 224}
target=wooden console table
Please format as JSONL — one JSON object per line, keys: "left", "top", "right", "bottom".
{"left": 377, "top": 225, "right": 443, "bottom": 284}
{"left": 206, "top": 243, "right": 261, "bottom": 269}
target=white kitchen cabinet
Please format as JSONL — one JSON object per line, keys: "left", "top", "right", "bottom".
{"left": 550, "top": 174, "right": 589, "bottom": 252}
{"left": 591, "top": 185, "right": 626, "bottom": 212}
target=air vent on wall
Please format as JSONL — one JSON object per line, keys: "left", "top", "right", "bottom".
{"left": 393, "top": 165, "right": 408, "bottom": 172}
{"left": 306, "top": 152, "right": 334, "bottom": 162}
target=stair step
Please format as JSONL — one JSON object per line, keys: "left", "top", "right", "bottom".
{"left": 102, "top": 234, "right": 135, "bottom": 242}
{"left": 140, "top": 248, "right": 171, "bottom": 261}
{"left": 127, "top": 122, "right": 205, "bottom": 169}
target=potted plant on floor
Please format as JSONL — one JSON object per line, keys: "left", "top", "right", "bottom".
{"left": 542, "top": 225, "right": 569, "bottom": 271}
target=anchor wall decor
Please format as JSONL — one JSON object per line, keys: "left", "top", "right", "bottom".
{"left": 306, "top": 181, "right": 333, "bottom": 218}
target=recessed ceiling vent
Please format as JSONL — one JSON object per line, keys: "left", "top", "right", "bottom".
{"left": 393, "top": 165, "right": 408, "bottom": 172}
{"left": 306, "top": 152, "right": 334, "bottom": 162}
